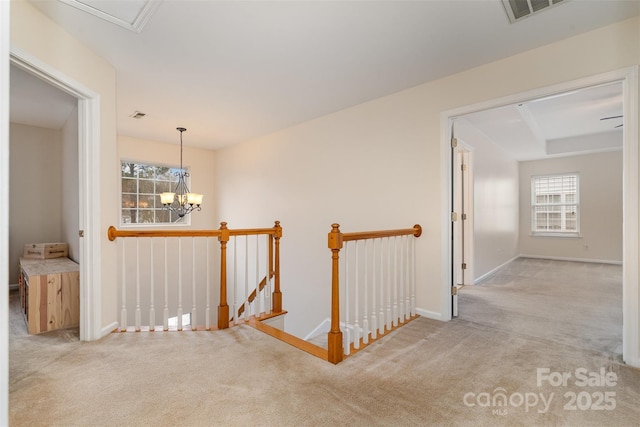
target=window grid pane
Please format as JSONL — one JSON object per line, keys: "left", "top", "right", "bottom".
{"left": 121, "top": 161, "right": 186, "bottom": 225}
{"left": 531, "top": 174, "right": 579, "bottom": 234}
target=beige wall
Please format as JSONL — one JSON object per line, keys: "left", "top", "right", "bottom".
{"left": 11, "top": 0, "right": 118, "bottom": 331}
{"left": 455, "top": 118, "right": 520, "bottom": 281}
{"left": 215, "top": 17, "right": 640, "bottom": 338}
{"left": 519, "top": 151, "right": 623, "bottom": 263}
{"left": 8, "top": 123, "right": 63, "bottom": 284}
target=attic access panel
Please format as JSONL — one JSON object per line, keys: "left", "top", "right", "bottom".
{"left": 58, "top": 0, "right": 161, "bottom": 33}
{"left": 502, "top": 0, "right": 567, "bottom": 23}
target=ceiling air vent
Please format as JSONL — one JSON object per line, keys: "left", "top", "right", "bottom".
{"left": 502, "top": 0, "right": 567, "bottom": 23}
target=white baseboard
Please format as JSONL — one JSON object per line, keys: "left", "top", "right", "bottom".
{"left": 101, "top": 321, "right": 119, "bottom": 338}
{"left": 303, "top": 318, "right": 331, "bottom": 340}
{"left": 474, "top": 256, "right": 519, "bottom": 284}
{"left": 623, "top": 356, "right": 640, "bottom": 369}
{"left": 415, "top": 307, "right": 443, "bottom": 321}
{"left": 518, "top": 254, "right": 622, "bottom": 265}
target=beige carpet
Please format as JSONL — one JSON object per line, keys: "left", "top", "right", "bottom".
{"left": 9, "top": 258, "right": 640, "bottom": 426}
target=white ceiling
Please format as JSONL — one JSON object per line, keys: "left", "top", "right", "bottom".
{"left": 11, "top": 0, "right": 639, "bottom": 155}
{"left": 462, "top": 82, "right": 624, "bottom": 161}
{"left": 10, "top": 65, "right": 77, "bottom": 129}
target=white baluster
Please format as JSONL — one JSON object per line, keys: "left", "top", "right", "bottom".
{"left": 344, "top": 243, "right": 351, "bottom": 356}
{"left": 386, "top": 237, "right": 392, "bottom": 331}
{"left": 206, "top": 238, "right": 211, "bottom": 330}
{"left": 392, "top": 236, "right": 398, "bottom": 327}
{"left": 410, "top": 235, "right": 416, "bottom": 316}
{"left": 191, "top": 238, "right": 197, "bottom": 330}
{"left": 135, "top": 238, "right": 141, "bottom": 332}
{"left": 163, "top": 238, "right": 169, "bottom": 331}
{"left": 265, "top": 235, "right": 272, "bottom": 313}
{"left": 362, "top": 239, "right": 369, "bottom": 345}
{"left": 120, "top": 239, "right": 127, "bottom": 331}
{"left": 244, "top": 235, "right": 249, "bottom": 320}
{"left": 399, "top": 235, "right": 405, "bottom": 323}
{"left": 379, "top": 237, "right": 385, "bottom": 335}
{"left": 371, "top": 238, "right": 377, "bottom": 340}
{"left": 233, "top": 236, "right": 238, "bottom": 324}
{"left": 149, "top": 238, "right": 155, "bottom": 331}
{"left": 404, "top": 235, "right": 410, "bottom": 321}
{"left": 353, "top": 241, "right": 360, "bottom": 349}
{"left": 177, "top": 237, "right": 183, "bottom": 331}
{"left": 255, "top": 234, "right": 261, "bottom": 316}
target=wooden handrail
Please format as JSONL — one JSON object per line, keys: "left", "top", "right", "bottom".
{"left": 108, "top": 226, "right": 221, "bottom": 241}
{"left": 107, "top": 224, "right": 283, "bottom": 241}
{"left": 327, "top": 223, "right": 422, "bottom": 364}
{"left": 107, "top": 220, "right": 283, "bottom": 331}
{"left": 342, "top": 224, "right": 422, "bottom": 242}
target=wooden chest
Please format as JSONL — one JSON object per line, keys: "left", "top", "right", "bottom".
{"left": 18, "top": 257, "right": 79, "bottom": 334}
{"left": 23, "top": 242, "right": 68, "bottom": 259}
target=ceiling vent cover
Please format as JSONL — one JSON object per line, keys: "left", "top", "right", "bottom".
{"left": 502, "top": 0, "right": 567, "bottom": 23}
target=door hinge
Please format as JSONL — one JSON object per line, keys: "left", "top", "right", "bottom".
{"left": 451, "top": 138, "right": 458, "bottom": 148}
{"left": 451, "top": 212, "right": 458, "bottom": 222}
{"left": 461, "top": 263, "right": 467, "bottom": 270}
{"left": 461, "top": 213, "right": 467, "bottom": 221}
{"left": 79, "top": 230, "right": 84, "bottom": 237}
{"left": 461, "top": 164, "right": 467, "bottom": 171}
{"left": 451, "top": 286, "right": 458, "bottom": 296}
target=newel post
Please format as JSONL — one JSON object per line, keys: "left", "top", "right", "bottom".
{"left": 218, "top": 222, "right": 230, "bottom": 329}
{"left": 327, "top": 223, "right": 344, "bottom": 364}
{"left": 272, "top": 220, "right": 283, "bottom": 313}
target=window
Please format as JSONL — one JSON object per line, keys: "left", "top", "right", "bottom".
{"left": 121, "top": 161, "right": 188, "bottom": 225}
{"left": 531, "top": 173, "right": 579, "bottom": 236}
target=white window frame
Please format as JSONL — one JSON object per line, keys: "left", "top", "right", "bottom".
{"left": 531, "top": 173, "right": 580, "bottom": 237}
{"left": 120, "top": 160, "right": 191, "bottom": 226}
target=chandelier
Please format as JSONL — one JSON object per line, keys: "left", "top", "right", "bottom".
{"left": 160, "top": 127, "right": 203, "bottom": 220}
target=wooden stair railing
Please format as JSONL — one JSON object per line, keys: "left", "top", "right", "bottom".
{"left": 107, "top": 220, "right": 283, "bottom": 331}
{"left": 236, "top": 272, "right": 275, "bottom": 319}
{"left": 327, "top": 223, "right": 422, "bottom": 364}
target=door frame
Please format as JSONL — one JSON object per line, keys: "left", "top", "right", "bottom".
{"left": 9, "top": 47, "right": 103, "bottom": 342}
{"left": 439, "top": 66, "right": 639, "bottom": 367}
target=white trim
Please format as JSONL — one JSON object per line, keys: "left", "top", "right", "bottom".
{"left": 10, "top": 47, "right": 103, "bottom": 342}
{"left": 415, "top": 307, "right": 443, "bottom": 321}
{"left": 621, "top": 66, "right": 639, "bottom": 368}
{"left": 1, "top": 1, "right": 10, "bottom": 423}
{"left": 59, "top": 0, "right": 161, "bottom": 34}
{"left": 440, "top": 115, "right": 453, "bottom": 322}
{"left": 440, "top": 67, "right": 639, "bottom": 368}
{"left": 303, "top": 318, "right": 331, "bottom": 340}
{"left": 518, "top": 254, "right": 622, "bottom": 266}
{"left": 474, "top": 256, "right": 519, "bottom": 284}
{"left": 101, "top": 321, "right": 119, "bottom": 337}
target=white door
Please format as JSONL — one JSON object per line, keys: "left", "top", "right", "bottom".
{"left": 452, "top": 135, "right": 473, "bottom": 317}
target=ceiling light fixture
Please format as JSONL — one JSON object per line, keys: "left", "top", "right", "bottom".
{"left": 160, "top": 127, "right": 203, "bottom": 220}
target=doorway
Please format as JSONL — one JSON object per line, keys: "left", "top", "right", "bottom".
{"left": 10, "top": 50, "right": 103, "bottom": 341}
{"left": 440, "top": 67, "right": 639, "bottom": 367}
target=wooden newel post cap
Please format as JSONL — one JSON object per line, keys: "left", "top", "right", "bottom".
{"left": 328, "top": 223, "right": 343, "bottom": 250}
{"left": 274, "top": 220, "right": 282, "bottom": 238}
{"left": 218, "top": 222, "right": 229, "bottom": 242}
